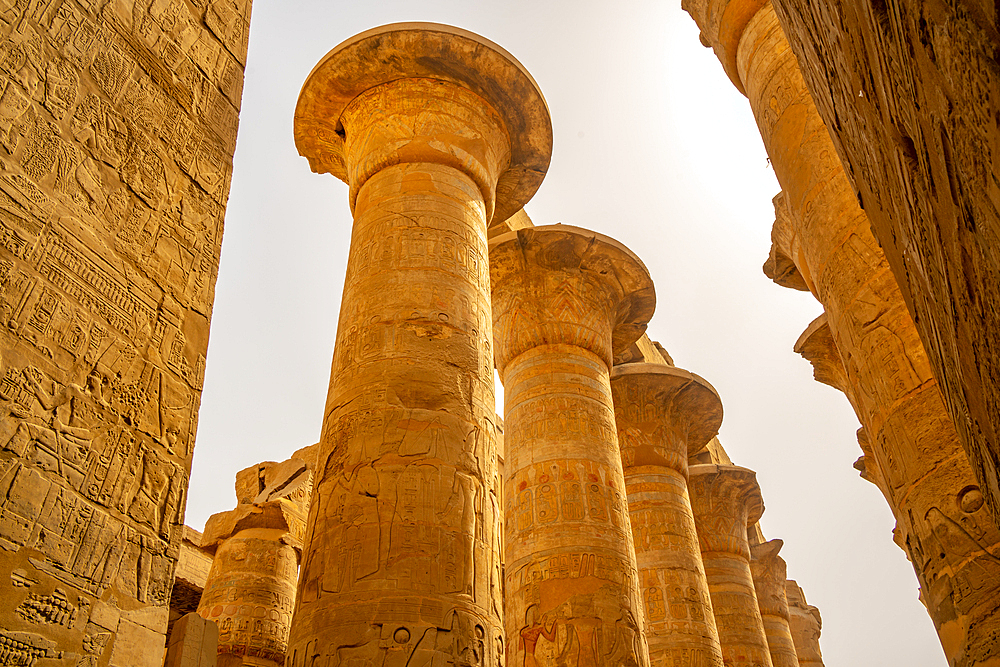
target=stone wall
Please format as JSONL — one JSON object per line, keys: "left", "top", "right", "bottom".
{"left": 770, "top": 0, "right": 1000, "bottom": 520}
{"left": 0, "top": 0, "right": 249, "bottom": 664}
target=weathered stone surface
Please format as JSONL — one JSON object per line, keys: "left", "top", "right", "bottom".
{"left": 0, "top": 0, "right": 249, "bottom": 662}
{"left": 198, "top": 459, "right": 311, "bottom": 667}
{"left": 785, "top": 579, "right": 824, "bottom": 667}
{"left": 771, "top": 0, "right": 1000, "bottom": 526}
{"left": 286, "top": 23, "right": 551, "bottom": 667}
{"left": 682, "top": 2, "right": 1000, "bottom": 664}
{"left": 169, "top": 526, "right": 214, "bottom": 641}
{"left": 490, "top": 224, "right": 654, "bottom": 667}
{"left": 611, "top": 363, "right": 724, "bottom": 667}
{"left": 165, "top": 612, "right": 218, "bottom": 667}
{"left": 749, "top": 539, "right": 797, "bottom": 667}
{"left": 688, "top": 464, "right": 771, "bottom": 667}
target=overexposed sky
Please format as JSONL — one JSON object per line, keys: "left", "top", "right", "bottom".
{"left": 187, "top": 1, "right": 944, "bottom": 664}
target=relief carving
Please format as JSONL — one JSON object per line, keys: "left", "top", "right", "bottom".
{"left": 0, "top": 0, "right": 246, "bottom": 661}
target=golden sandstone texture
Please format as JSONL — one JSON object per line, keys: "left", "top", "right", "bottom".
{"left": 286, "top": 23, "right": 551, "bottom": 667}
{"left": 0, "top": 0, "right": 248, "bottom": 665}
{"left": 771, "top": 1, "right": 1000, "bottom": 527}
{"left": 681, "top": 1, "right": 1000, "bottom": 665}
{"left": 18, "top": 4, "right": 1000, "bottom": 665}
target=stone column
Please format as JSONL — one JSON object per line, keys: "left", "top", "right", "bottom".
{"left": 286, "top": 23, "right": 552, "bottom": 667}
{"left": 490, "top": 225, "right": 656, "bottom": 667}
{"left": 750, "top": 539, "right": 798, "bottom": 667}
{"left": 197, "top": 459, "right": 312, "bottom": 667}
{"left": 785, "top": 580, "right": 824, "bottom": 667}
{"left": 610, "top": 363, "right": 726, "bottom": 667}
{"left": 682, "top": 3, "right": 1000, "bottom": 664}
{"left": 689, "top": 464, "right": 772, "bottom": 667}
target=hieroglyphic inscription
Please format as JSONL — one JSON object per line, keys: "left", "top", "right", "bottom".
{"left": 0, "top": 0, "right": 248, "bottom": 663}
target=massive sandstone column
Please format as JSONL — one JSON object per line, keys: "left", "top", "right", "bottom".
{"left": 610, "top": 363, "right": 726, "bottom": 667}
{"left": 490, "top": 225, "right": 655, "bottom": 667}
{"left": 682, "top": 2, "right": 1000, "bottom": 664}
{"left": 286, "top": 23, "right": 552, "bottom": 666}
{"left": 785, "top": 580, "right": 824, "bottom": 667}
{"left": 749, "top": 539, "right": 798, "bottom": 667}
{"left": 689, "top": 464, "right": 772, "bottom": 667}
{"left": 198, "top": 459, "right": 312, "bottom": 667}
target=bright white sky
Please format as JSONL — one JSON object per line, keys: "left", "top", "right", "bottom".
{"left": 187, "top": 1, "right": 945, "bottom": 664}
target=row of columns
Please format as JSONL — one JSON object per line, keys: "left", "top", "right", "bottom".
{"left": 172, "top": 20, "right": 831, "bottom": 667}
{"left": 681, "top": 1, "right": 1000, "bottom": 665}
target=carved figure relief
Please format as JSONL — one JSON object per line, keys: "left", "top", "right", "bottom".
{"left": 0, "top": 0, "right": 246, "bottom": 662}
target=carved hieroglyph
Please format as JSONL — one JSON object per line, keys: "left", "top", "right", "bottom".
{"left": 682, "top": 2, "right": 1000, "bottom": 664}
{"left": 688, "top": 464, "right": 771, "bottom": 667}
{"left": 770, "top": 0, "right": 1000, "bottom": 526}
{"left": 198, "top": 458, "right": 312, "bottom": 667}
{"left": 490, "top": 224, "right": 656, "bottom": 667}
{"left": 0, "top": 0, "right": 249, "bottom": 663}
{"left": 610, "top": 362, "right": 725, "bottom": 667}
{"left": 749, "top": 539, "right": 797, "bottom": 667}
{"left": 785, "top": 579, "right": 823, "bottom": 667}
{"left": 285, "top": 23, "right": 552, "bottom": 667}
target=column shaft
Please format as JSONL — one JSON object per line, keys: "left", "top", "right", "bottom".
{"left": 506, "top": 345, "right": 644, "bottom": 665}
{"left": 689, "top": 465, "right": 772, "bottom": 667}
{"left": 287, "top": 24, "right": 552, "bottom": 665}
{"left": 612, "top": 364, "right": 725, "bottom": 667}
{"left": 491, "top": 225, "right": 656, "bottom": 667}
{"left": 292, "top": 159, "right": 502, "bottom": 663}
{"left": 750, "top": 540, "right": 798, "bottom": 667}
{"left": 682, "top": 3, "right": 1000, "bottom": 663}
{"left": 200, "top": 530, "right": 299, "bottom": 667}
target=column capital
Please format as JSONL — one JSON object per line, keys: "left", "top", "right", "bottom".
{"left": 611, "top": 363, "right": 723, "bottom": 472}
{"left": 682, "top": 0, "right": 767, "bottom": 95}
{"left": 294, "top": 22, "right": 552, "bottom": 223}
{"left": 202, "top": 459, "right": 312, "bottom": 555}
{"left": 750, "top": 538, "right": 789, "bottom": 619}
{"left": 490, "top": 225, "right": 655, "bottom": 373}
{"left": 688, "top": 464, "right": 764, "bottom": 558}
{"left": 794, "top": 314, "right": 850, "bottom": 396}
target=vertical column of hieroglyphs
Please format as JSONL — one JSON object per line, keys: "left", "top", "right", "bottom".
{"left": 749, "top": 538, "right": 798, "bottom": 667}
{"left": 197, "top": 458, "right": 312, "bottom": 667}
{"left": 0, "top": 0, "right": 249, "bottom": 664}
{"left": 490, "top": 225, "right": 656, "bottom": 667}
{"left": 682, "top": 2, "right": 1000, "bottom": 663}
{"left": 610, "top": 363, "right": 726, "bottom": 667}
{"left": 785, "top": 579, "right": 824, "bottom": 667}
{"left": 286, "top": 23, "right": 551, "bottom": 666}
{"left": 688, "top": 464, "right": 772, "bottom": 667}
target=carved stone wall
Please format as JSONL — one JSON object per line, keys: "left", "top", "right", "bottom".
{"left": 0, "top": 0, "right": 250, "bottom": 663}
{"left": 770, "top": 0, "right": 1000, "bottom": 523}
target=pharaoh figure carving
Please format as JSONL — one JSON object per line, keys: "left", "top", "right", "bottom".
{"left": 285, "top": 23, "right": 552, "bottom": 667}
